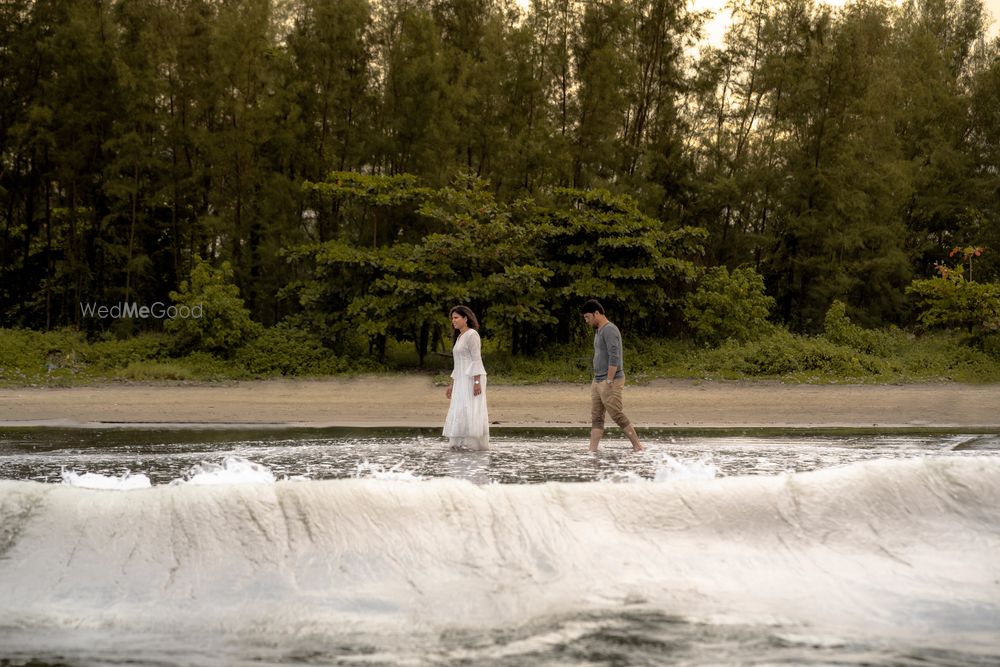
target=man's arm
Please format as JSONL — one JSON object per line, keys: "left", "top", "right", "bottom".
{"left": 605, "top": 326, "right": 622, "bottom": 381}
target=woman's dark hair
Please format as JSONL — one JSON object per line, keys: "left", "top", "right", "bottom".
{"left": 450, "top": 305, "right": 480, "bottom": 344}
{"left": 580, "top": 299, "right": 605, "bottom": 315}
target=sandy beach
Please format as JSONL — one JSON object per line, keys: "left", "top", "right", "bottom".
{"left": 1, "top": 376, "right": 998, "bottom": 429}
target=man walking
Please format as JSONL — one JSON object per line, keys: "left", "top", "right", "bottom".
{"left": 581, "top": 299, "right": 644, "bottom": 452}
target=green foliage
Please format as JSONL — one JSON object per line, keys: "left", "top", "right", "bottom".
{"left": 482, "top": 346, "right": 592, "bottom": 385}
{"left": 166, "top": 258, "right": 262, "bottom": 357}
{"left": 110, "top": 360, "right": 227, "bottom": 382}
{"left": 235, "top": 323, "right": 347, "bottom": 377}
{"left": 696, "top": 329, "right": 896, "bottom": 380}
{"left": 294, "top": 175, "right": 707, "bottom": 359}
{"left": 91, "top": 329, "right": 168, "bottom": 355}
{"left": 0, "top": 328, "right": 170, "bottom": 384}
{"left": 541, "top": 188, "right": 707, "bottom": 322}
{"left": 2, "top": 0, "right": 999, "bottom": 347}
{"left": 0, "top": 328, "right": 91, "bottom": 384}
{"left": 114, "top": 353, "right": 243, "bottom": 382}
{"left": 456, "top": 328, "right": 1000, "bottom": 384}
{"left": 906, "top": 273, "right": 1000, "bottom": 337}
{"left": 113, "top": 361, "right": 201, "bottom": 382}
{"left": 822, "top": 300, "right": 901, "bottom": 356}
{"left": 3, "top": 324, "right": 1000, "bottom": 385}
{"left": 891, "top": 332, "right": 1000, "bottom": 383}
{"left": 683, "top": 266, "right": 775, "bottom": 346}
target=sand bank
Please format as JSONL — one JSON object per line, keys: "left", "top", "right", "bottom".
{"left": 1, "top": 377, "right": 998, "bottom": 430}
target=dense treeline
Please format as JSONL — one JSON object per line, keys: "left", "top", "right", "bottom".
{"left": 1, "top": 0, "right": 998, "bottom": 354}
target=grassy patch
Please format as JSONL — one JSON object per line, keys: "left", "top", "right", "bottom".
{"left": 0, "top": 328, "right": 94, "bottom": 386}
{"left": 2, "top": 325, "right": 998, "bottom": 386}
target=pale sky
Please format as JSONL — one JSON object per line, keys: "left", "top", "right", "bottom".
{"left": 692, "top": 0, "right": 1000, "bottom": 45}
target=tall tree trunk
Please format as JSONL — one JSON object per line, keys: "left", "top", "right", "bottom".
{"left": 45, "top": 179, "right": 53, "bottom": 330}
{"left": 70, "top": 181, "right": 81, "bottom": 330}
{"left": 125, "top": 163, "right": 138, "bottom": 304}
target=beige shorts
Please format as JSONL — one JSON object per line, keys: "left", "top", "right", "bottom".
{"left": 591, "top": 378, "right": 631, "bottom": 429}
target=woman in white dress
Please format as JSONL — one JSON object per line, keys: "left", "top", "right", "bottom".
{"left": 443, "top": 305, "right": 489, "bottom": 450}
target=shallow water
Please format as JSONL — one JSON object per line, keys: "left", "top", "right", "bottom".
{"left": 1, "top": 428, "right": 999, "bottom": 666}
{"left": 2, "top": 427, "right": 998, "bottom": 484}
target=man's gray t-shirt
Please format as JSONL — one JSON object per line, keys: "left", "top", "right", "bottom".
{"left": 593, "top": 322, "right": 625, "bottom": 381}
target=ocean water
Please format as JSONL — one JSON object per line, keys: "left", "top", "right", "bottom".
{"left": 1, "top": 428, "right": 998, "bottom": 666}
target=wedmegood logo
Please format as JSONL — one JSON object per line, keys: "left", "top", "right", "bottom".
{"left": 79, "top": 302, "right": 204, "bottom": 319}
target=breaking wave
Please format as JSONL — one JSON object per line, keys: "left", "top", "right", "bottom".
{"left": 1, "top": 456, "right": 998, "bottom": 647}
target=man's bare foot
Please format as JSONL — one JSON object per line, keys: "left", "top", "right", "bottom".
{"left": 623, "top": 424, "right": 644, "bottom": 452}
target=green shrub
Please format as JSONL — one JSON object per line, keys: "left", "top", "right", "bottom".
{"left": 683, "top": 266, "right": 775, "bottom": 346}
{"left": 979, "top": 333, "right": 1000, "bottom": 359}
{"left": 698, "top": 328, "right": 892, "bottom": 380}
{"left": 627, "top": 337, "right": 696, "bottom": 379}
{"left": 115, "top": 361, "right": 199, "bottom": 382}
{"left": 907, "top": 273, "right": 1000, "bottom": 336}
{"left": 480, "top": 343, "right": 590, "bottom": 384}
{"left": 167, "top": 257, "right": 262, "bottom": 357}
{"left": 85, "top": 333, "right": 171, "bottom": 370}
{"left": 235, "top": 324, "right": 346, "bottom": 376}
{"left": 822, "top": 300, "right": 901, "bottom": 356}
{"left": 0, "top": 327, "right": 90, "bottom": 383}
{"left": 894, "top": 331, "right": 1000, "bottom": 382}
{"left": 115, "top": 352, "right": 243, "bottom": 382}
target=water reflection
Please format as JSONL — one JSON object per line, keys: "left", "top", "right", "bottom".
{"left": 442, "top": 449, "right": 491, "bottom": 484}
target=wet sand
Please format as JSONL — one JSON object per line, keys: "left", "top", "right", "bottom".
{"left": 1, "top": 377, "right": 998, "bottom": 430}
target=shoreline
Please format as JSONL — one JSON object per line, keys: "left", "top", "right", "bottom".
{"left": 2, "top": 376, "right": 999, "bottom": 431}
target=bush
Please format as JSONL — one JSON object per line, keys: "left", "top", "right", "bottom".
{"left": 822, "top": 300, "right": 901, "bottom": 357}
{"left": 235, "top": 324, "right": 346, "bottom": 376}
{"left": 906, "top": 273, "right": 1000, "bottom": 336}
{"left": 683, "top": 266, "right": 775, "bottom": 346}
{"left": 627, "top": 337, "right": 693, "bottom": 379}
{"left": 115, "top": 352, "right": 243, "bottom": 382}
{"left": 979, "top": 333, "right": 1000, "bottom": 359}
{"left": 0, "top": 327, "right": 90, "bottom": 383}
{"left": 698, "top": 328, "right": 893, "bottom": 380}
{"left": 466, "top": 331, "right": 585, "bottom": 383}
{"left": 85, "top": 333, "right": 171, "bottom": 370}
{"left": 166, "top": 257, "right": 262, "bottom": 357}
{"left": 893, "top": 331, "right": 1000, "bottom": 382}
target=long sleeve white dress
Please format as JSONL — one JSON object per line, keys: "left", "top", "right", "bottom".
{"left": 442, "top": 329, "right": 489, "bottom": 450}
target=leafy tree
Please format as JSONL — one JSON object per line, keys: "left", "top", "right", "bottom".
{"left": 295, "top": 174, "right": 550, "bottom": 362}
{"left": 415, "top": 177, "right": 554, "bottom": 355}
{"left": 683, "top": 265, "right": 774, "bottom": 346}
{"left": 292, "top": 172, "right": 439, "bottom": 359}
{"left": 286, "top": 0, "right": 373, "bottom": 177}
{"left": 523, "top": 187, "right": 706, "bottom": 346}
{"left": 2, "top": 0, "right": 998, "bottom": 358}
{"left": 370, "top": 2, "right": 454, "bottom": 181}
{"left": 961, "top": 41, "right": 1000, "bottom": 281}
{"left": 167, "top": 257, "right": 260, "bottom": 356}
{"left": 894, "top": 0, "right": 989, "bottom": 283}
{"left": 907, "top": 251, "right": 1000, "bottom": 338}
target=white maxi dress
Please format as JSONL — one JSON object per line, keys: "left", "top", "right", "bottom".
{"left": 443, "top": 329, "right": 489, "bottom": 450}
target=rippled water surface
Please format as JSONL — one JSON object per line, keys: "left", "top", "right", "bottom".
{"left": 1, "top": 427, "right": 998, "bottom": 484}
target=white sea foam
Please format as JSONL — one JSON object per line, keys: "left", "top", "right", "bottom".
{"left": 60, "top": 469, "right": 152, "bottom": 490}
{"left": 172, "top": 456, "right": 276, "bottom": 486}
{"left": 599, "top": 454, "right": 718, "bottom": 483}
{"left": 353, "top": 459, "right": 424, "bottom": 482}
{"left": 652, "top": 454, "right": 719, "bottom": 481}
{"left": 598, "top": 470, "right": 646, "bottom": 483}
